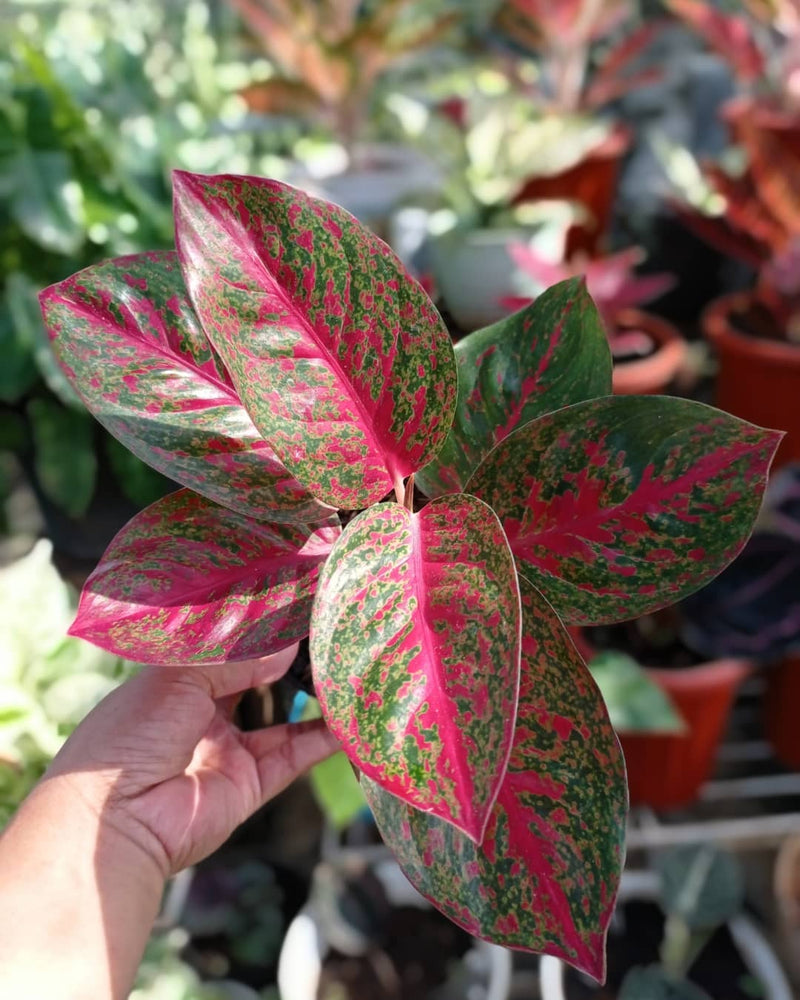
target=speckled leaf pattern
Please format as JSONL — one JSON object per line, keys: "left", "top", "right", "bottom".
{"left": 39, "top": 251, "right": 329, "bottom": 524}
{"left": 363, "top": 575, "right": 626, "bottom": 981}
{"left": 416, "top": 279, "right": 611, "bottom": 498}
{"left": 71, "top": 489, "right": 341, "bottom": 665}
{"left": 310, "top": 494, "right": 521, "bottom": 843}
{"left": 173, "top": 171, "right": 457, "bottom": 509}
{"left": 467, "top": 396, "right": 782, "bottom": 625}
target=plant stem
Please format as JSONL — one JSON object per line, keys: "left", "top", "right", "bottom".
{"left": 403, "top": 474, "right": 415, "bottom": 512}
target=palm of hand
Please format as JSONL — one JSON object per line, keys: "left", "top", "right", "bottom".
{"left": 46, "top": 649, "right": 337, "bottom": 878}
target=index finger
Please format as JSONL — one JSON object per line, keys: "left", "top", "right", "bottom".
{"left": 186, "top": 642, "right": 300, "bottom": 699}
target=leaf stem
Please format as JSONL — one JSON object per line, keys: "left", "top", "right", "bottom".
{"left": 404, "top": 474, "right": 415, "bottom": 512}
{"left": 393, "top": 473, "right": 405, "bottom": 506}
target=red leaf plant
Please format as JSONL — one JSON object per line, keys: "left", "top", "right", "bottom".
{"left": 668, "top": 0, "right": 800, "bottom": 331}
{"left": 39, "top": 170, "right": 781, "bottom": 982}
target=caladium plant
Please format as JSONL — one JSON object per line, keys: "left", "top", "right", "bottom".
{"left": 39, "top": 170, "right": 781, "bottom": 982}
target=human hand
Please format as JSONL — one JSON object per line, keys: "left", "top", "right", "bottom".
{"left": 43, "top": 644, "right": 339, "bottom": 879}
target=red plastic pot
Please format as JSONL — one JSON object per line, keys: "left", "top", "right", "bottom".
{"left": 703, "top": 291, "right": 800, "bottom": 470}
{"left": 764, "top": 654, "right": 800, "bottom": 771}
{"left": 611, "top": 309, "right": 687, "bottom": 396}
{"left": 619, "top": 658, "right": 752, "bottom": 809}
{"left": 573, "top": 627, "right": 752, "bottom": 809}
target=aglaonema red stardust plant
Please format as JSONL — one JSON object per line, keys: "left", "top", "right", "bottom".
{"left": 39, "top": 170, "right": 782, "bottom": 982}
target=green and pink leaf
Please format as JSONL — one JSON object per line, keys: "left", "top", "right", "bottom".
{"left": 363, "top": 575, "right": 626, "bottom": 981}
{"left": 71, "top": 489, "right": 340, "bottom": 664}
{"left": 467, "top": 396, "right": 782, "bottom": 625}
{"left": 310, "top": 494, "right": 521, "bottom": 843}
{"left": 174, "top": 171, "right": 457, "bottom": 509}
{"left": 39, "top": 251, "right": 329, "bottom": 524}
{"left": 416, "top": 279, "right": 611, "bottom": 498}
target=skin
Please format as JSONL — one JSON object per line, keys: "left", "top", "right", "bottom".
{"left": 0, "top": 644, "right": 338, "bottom": 1000}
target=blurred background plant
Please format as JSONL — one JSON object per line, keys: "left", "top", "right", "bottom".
{"left": 0, "top": 0, "right": 299, "bottom": 560}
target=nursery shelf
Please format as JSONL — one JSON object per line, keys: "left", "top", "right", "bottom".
{"left": 625, "top": 702, "right": 800, "bottom": 852}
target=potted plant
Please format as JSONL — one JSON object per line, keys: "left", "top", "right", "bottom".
{"left": 229, "top": 0, "right": 456, "bottom": 232}
{"left": 679, "top": 462, "right": 800, "bottom": 772}
{"left": 491, "top": 0, "right": 664, "bottom": 253}
{"left": 576, "top": 611, "right": 753, "bottom": 810}
{"left": 540, "top": 845, "right": 794, "bottom": 999}
{"left": 39, "top": 169, "right": 780, "bottom": 982}
{"left": 668, "top": 0, "right": 800, "bottom": 468}
{"left": 420, "top": 0, "right": 664, "bottom": 331}
{"left": 501, "top": 243, "right": 684, "bottom": 394}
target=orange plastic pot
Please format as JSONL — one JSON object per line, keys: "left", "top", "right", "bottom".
{"left": 611, "top": 309, "right": 687, "bottom": 396}
{"left": 764, "top": 654, "right": 800, "bottom": 771}
{"left": 703, "top": 291, "right": 800, "bottom": 470}
{"left": 619, "top": 658, "right": 752, "bottom": 809}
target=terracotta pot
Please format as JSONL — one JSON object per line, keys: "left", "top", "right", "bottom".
{"left": 620, "top": 658, "right": 752, "bottom": 809}
{"left": 703, "top": 291, "right": 800, "bottom": 470}
{"left": 611, "top": 309, "right": 687, "bottom": 395}
{"left": 764, "top": 654, "right": 800, "bottom": 771}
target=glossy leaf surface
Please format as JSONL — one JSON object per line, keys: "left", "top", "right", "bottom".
{"left": 71, "top": 489, "right": 340, "bottom": 664}
{"left": 311, "top": 494, "right": 521, "bottom": 842}
{"left": 363, "top": 575, "right": 626, "bottom": 981}
{"left": 467, "top": 396, "right": 782, "bottom": 625}
{"left": 416, "top": 279, "right": 611, "bottom": 498}
{"left": 174, "top": 171, "right": 457, "bottom": 509}
{"left": 39, "top": 251, "right": 329, "bottom": 524}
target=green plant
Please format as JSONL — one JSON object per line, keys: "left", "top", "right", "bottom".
{"left": 40, "top": 170, "right": 780, "bottom": 980}
{"left": 0, "top": 540, "right": 135, "bottom": 827}
{"left": 587, "top": 650, "right": 685, "bottom": 734}
{"left": 0, "top": 1, "right": 287, "bottom": 526}
{"left": 619, "top": 845, "right": 745, "bottom": 1000}
{"left": 230, "top": 0, "right": 458, "bottom": 155}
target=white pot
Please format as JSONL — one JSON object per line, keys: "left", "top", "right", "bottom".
{"left": 277, "top": 852, "right": 512, "bottom": 1000}
{"left": 429, "top": 227, "right": 531, "bottom": 332}
{"left": 539, "top": 870, "right": 793, "bottom": 1000}
{"left": 290, "top": 143, "right": 443, "bottom": 234}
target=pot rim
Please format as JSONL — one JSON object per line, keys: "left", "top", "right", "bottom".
{"left": 611, "top": 308, "right": 687, "bottom": 393}
{"left": 703, "top": 291, "right": 800, "bottom": 368}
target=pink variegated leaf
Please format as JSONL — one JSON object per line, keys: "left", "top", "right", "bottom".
{"left": 71, "top": 489, "right": 340, "bottom": 665}
{"left": 467, "top": 396, "right": 782, "bottom": 625}
{"left": 173, "top": 171, "right": 457, "bottom": 509}
{"left": 363, "top": 574, "right": 626, "bottom": 981}
{"left": 310, "top": 493, "right": 521, "bottom": 843}
{"left": 416, "top": 279, "right": 611, "bottom": 499}
{"left": 39, "top": 251, "right": 329, "bottom": 524}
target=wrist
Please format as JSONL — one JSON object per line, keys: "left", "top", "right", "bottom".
{"left": 0, "top": 774, "right": 166, "bottom": 999}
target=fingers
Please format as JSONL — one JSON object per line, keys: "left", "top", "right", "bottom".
{"left": 189, "top": 642, "right": 300, "bottom": 699}
{"left": 241, "top": 719, "right": 341, "bottom": 803}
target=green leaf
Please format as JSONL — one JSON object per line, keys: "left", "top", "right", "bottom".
{"left": 27, "top": 397, "right": 96, "bottom": 517}
{"left": 619, "top": 965, "right": 712, "bottom": 1000}
{"left": 589, "top": 651, "right": 686, "bottom": 733}
{"left": 467, "top": 396, "right": 783, "bottom": 625}
{"left": 417, "top": 278, "right": 612, "bottom": 497}
{"left": 658, "top": 845, "right": 744, "bottom": 930}
{"left": 103, "top": 435, "right": 172, "bottom": 509}
{"left": 6, "top": 271, "right": 82, "bottom": 408}
{"left": 309, "top": 752, "right": 367, "bottom": 832}
{"left": 362, "top": 575, "right": 627, "bottom": 981}
{"left": 0, "top": 295, "right": 37, "bottom": 404}
{"left": 311, "top": 493, "right": 521, "bottom": 843}
{"left": 10, "top": 149, "right": 84, "bottom": 255}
